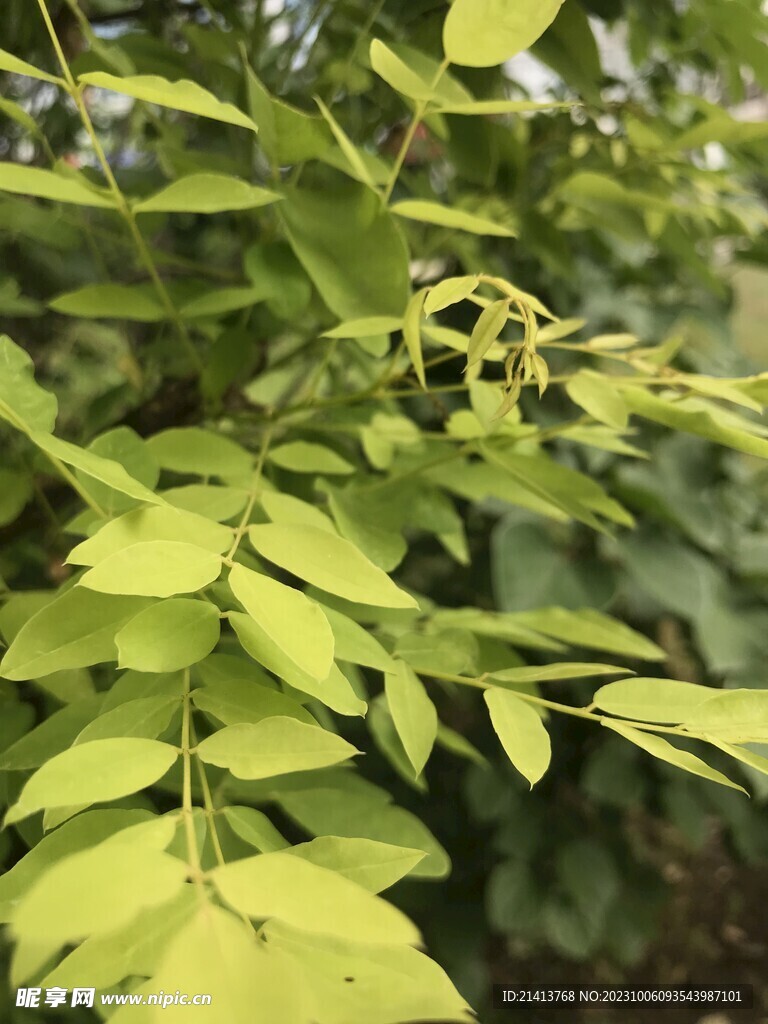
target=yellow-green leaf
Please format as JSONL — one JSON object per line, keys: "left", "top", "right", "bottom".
{"left": 0, "top": 590, "right": 152, "bottom": 681}
{"left": 79, "top": 72, "right": 258, "bottom": 131}
{"left": 248, "top": 523, "right": 417, "bottom": 609}
{"left": 134, "top": 173, "right": 280, "bottom": 214}
{"left": 68, "top": 505, "right": 232, "bottom": 566}
{"left": 444, "top": 0, "right": 566, "bottom": 67}
{"left": 403, "top": 288, "right": 427, "bottom": 389}
{"left": 682, "top": 690, "right": 768, "bottom": 742}
{"left": 484, "top": 688, "right": 551, "bottom": 787}
{"left": 0, "top": 48, "right": 63, "bottom": 84}
{"left": 212, "top": 852, "right": 421, "bottom": 944}
{"left": 0, "top": 163, "right": 113, "bottom": 208}
{"left": 115, "top": 599, "right": 220, "bottom": 672}
{"left": 268, "top": 441, "right": 354, "bottom": 475}
{"left": 391, "top": 200, "right": 515, "bottom": 237}
{"left": 30, "top": 430, "right": 167, "bottom": 506}
{"left": 566, "top": 370, "right": 629, "bottom": 430}
{"left": 196, "top": 717, "right": 358, "bottom": 779}
{"left": 370, "top": 40, "right": 436, "bottom": 101}
{"left": 466, "top": 299, "right": 509, "bottom": 368}
{"left": 604, "top": 721, "right": 746, "bottom": 793}
{"left": 78, "top": 541, "right": 222, "bottom": 597}
{"left": 384, "top": 661, "right": 437, "bottom": 776}
{"left": 0, "top": 335, "right": 58, "bottom": 434}
{"left": 229, "top": 563, "right": 334, "bottom": 681}
{"left": 11, "top": 842, "right": 186, "bottom": 945}
{"left": 5, "top": 739, "right": 178, "bottom": 825}
{"left": 424, "top": 276, "right": 479, "bottom": 317}
{"left": 594, "top": 677, "right": 717, "bottom": 724}
{"left": 287, "top": 836, "right": 425, "bottom": 893}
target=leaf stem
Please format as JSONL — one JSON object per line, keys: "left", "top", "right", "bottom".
{"left": 36, "top": 0, "right": 203, "bottom": 374}
{"left": 181, "top": 669, "right": 205, "bottom": 889}
{"left": 382, "top": 58, "right": 450, "bottom": 204}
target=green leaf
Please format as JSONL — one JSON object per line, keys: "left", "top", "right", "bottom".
{"left": 180, "top": 285, "right": 271, "bottom": 319}
{"left": 467, "top": 299, "right": 509, "bottom": 367}
{"left": 128, "top": 905, "right": 304, "bottom": 1024}
{"left": 510, "top": 607, "right": 665, "bottom": 661}
{"left": 395, "top": 629, "right": 477, "bottom": 676}
{"left": 77, "top": 426, "right": 159, "bottom": 517}
{"left": 370, "top": 40, "right": 437, "bottom": 101}
{"left": 146, "top": 427, "right": 253, "bottom": 478}
{"left": 403, "top": 288, "right": 427, "bottom": 389}
{"left": 261, "top": 491, "right": 337, "bottom": 534}
{"left": 0, "top": 809, "right": 154, "bottom": 922}
{"left": 115, "top": 599, "right": 220, "bottom": 672}
{"left": 79, "top": 72, "right": 258, "bottom": 131}
{"left": 222, "top": 806, "right": 289, "bottom": 853}
{"left": 0, "top": 589, "right": 152, "bottom": 681}
{"left": 230, "top": 612, "right": 367, "bottom": 717}
{"left": 444, "top": 0, "right": 565, "bottom": 67}
{"left": 248, "top": 523, "right": 417, "bottom": 609}
{"left": 436, "top": 98, "right": 573, "bottom": 115}
{"left": 322, "top": 606, "right": 397, "bottom": 672}
{"left": 74, "top": 696, "right": 180, "bottom": 744}
{"left": 163, "top": 484, "right": 248, "bottom": 522}
{"left": 196, "top": 717, "right": 358, "bottom": 779}
{"left": 491, "top": 663, "right": 634, "bottom": 684}
{"left": 566, "top": 371, "right": 629, "bottom": 431}
{"left": 269, "top": 441, "right": 354, "bottom": 475}
{"left": 68, "top": 506, "right": 232, "bottom": 566}
{"left": 49, "top": 283, "right": 165, "bottom": 321}
{"left": 482, "top": 447, "right": 633, "bottom": 530}
{"left": 229, "top": 563, "right": 334, "bottom": 681}
{"left": 133, "top": 173, "right": 280, "bottom": 214}
{"left": 621, "top": 386, "right": 768, "bottom": 459}
{"left": 484, "top": 688, "right": 551, "bottom": 787}
{"left": 42, "top": 887, "right": 198, "bottom": 994}
{"left": 212, "top": 851, "right": 420, "bottom": 944}
{"left": 79, "top": 541, "right": 222, "bottom": 597}
{"left": 287, "top": 837, "right": 425, "bottom": 893}
{"left": 594, "top": 678, "right": 717, "bottom": 723}
{"left": 30, "top": 431, "right": 167, "bottom": 506}
{"left": 424, "top": 276, "right": 479, "bottom": 317}
{"left": 710, "top": 741, "right": 768, "bottom": 781}
{"left": 322, "top": 316, "right": 403, "bottom": 339}
{"left": 604, "top": 721, "right": 746, "bottom": 794}
{"left": 391, "top": 200, "right": 516, "bottom": 237}
{"left": 244, "top": 64, "right": 331, "bottom": 166}
{"left": 315, "top": 96, "right": 377, "bottom": 191}
{"left": 277, "top": 786, "right": 450, "bottom": 879}
{"left": 192, "top": 676, "right": 315, "bottom": 727}
{"left": 0, "top": 697, "right": 103, "bottom": 770}
{"left": 682, "top": 690, "right": 768, "bottom": 742}
{"left": 384, "top": 662, "right": 438, "bottom": 776}
{"left": 11, "top": 842, "right": 186, "bottom": 945}
{"left": 280, "top": 181, "right": 410, "bottom": 319}
{"left": 0, "top": 335, "right": 58, "bottom": 433}
{"left": 0, "top": 163, "right": 112, "bottom": 207}
{"left": 0, "top": 48, "right": 62, "bottom": 84}
{"left": 263, "top": 920, "right": 472, "bottom": 1024}
{"left": 5, "top": 739, "right": 178, "bottom": 825}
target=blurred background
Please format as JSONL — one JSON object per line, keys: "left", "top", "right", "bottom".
{"left": 1, "top": 2, "right": 767, "bottom": 1021}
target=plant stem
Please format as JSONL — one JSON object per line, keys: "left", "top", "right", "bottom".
{"left": 225, "top": 425, "right": 274, "bottom": 562}
{"left": 181, "top": 669, "right": 205, "bottom": 889}
{"left": 36, "top": 0, "right": 203, "bottom": 374}
{"left": 382, "top": 58, "right": 450, "bottom": 204}
{"left": 422, "top": 669, "right": 712, "bottom": 739}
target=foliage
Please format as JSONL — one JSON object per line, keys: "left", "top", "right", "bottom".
{"left": 1, "top": 0, "right": 767, "bottom": 1020}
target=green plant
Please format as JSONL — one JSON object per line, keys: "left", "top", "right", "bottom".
{"left": 1, "top": 0, "right": 767, "bottom": 1020}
